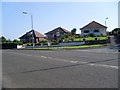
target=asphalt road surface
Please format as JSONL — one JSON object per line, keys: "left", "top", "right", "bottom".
{"left": 2, "top": 48, "right": 119, "bottom": 88}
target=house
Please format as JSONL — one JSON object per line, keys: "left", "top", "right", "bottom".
{"left": 45, "top": 27, "right": 70, "bottom": 42}
{"left": 80, "top": 21, "right": 107, "bottom": 36}
{"left": 19, "top": 30, "right": 45, "bottom": 44}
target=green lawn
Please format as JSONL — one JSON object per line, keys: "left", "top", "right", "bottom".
{"left": 74, "top": 36, "right": 107, "bottom": 42}
{"left": 58, "top": 44, "right": 105, "bottom": 49}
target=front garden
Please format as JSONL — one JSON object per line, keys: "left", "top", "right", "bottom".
{"left": 59, "top": 33, "right": 108, "bottom": 42}
{"left": 74, "top": 36, "right": 107, "bottom": 42}
{"left": 26, "top": 34, "right": 109, "bottom": 46}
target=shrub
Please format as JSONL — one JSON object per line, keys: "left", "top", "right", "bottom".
{"left": 84, "top": 35, "right": 89, "bottom": 37}
{"left": 89, "top": 33, "right": 96, "bottom": 37}
{"left": 51, "top": 41, "right": 58, "bottom": 45}
{"left": 27, "top": 43, "right": 32, "bottom": 46}
{"left": 39, "top": 40, "right": 48, "bottom": 43}
{"left": 75, "top": 34, "right": 80, "bottom": 38}
{"left": 83, "top": 38, "right": 86, "bottom": 41}
{"left": 95, "top": 38, "right": 98, "bottom": 41}
{"left": 35, "top": 40, "right": 48, "bottom": 45}
{"left": 100, "top": 34, "right": 106, "bottom": 37}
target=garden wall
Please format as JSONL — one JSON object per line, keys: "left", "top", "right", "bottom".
{"left": 59, "top": 42, "right": 85, "bottom": 46}
{"left": 85, "top": 40, "right": 109, "bottom": 45}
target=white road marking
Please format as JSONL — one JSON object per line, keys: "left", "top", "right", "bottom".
{"left": 42, "top": 56, "right": 118, "bottom": 69}
{"left": 41, "top": 56, "right": 47, "bottom": 59}
{"left": 38, "top": 55, "right": 119, "bottom": 69}
{"left": 72, "top": 61, "right": 78, "bottom": 63}
{"left": 89, "top": 63, "right": 95, "bottom": 66}
{"left": 70, "top": 61, "right": 77, "bottom": 63}
{"left": 47, "top": 57, "right": 53, "bottom": 59}
{"left": 78, "top": 61, "right": 87, "bottom": 64}
{"left": 4, "top": 51, "right": 118, "bottom": 69}
{"left": 109, "top": 66, "right": 119, "bottom": 69}
{"left": 91, "top": 64, "right": 119, "bottom": 69}
{"left": 45, "top": 56, "right": 118, "bottom": 69}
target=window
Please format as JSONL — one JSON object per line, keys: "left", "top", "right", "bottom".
{"left": 84, "top": 30, "right": 89, "bottom": 33}
{"left": 56, "top": 31, "right": 60, "bottom": 36}
{"left": 94, "top": 29, "right": 99, "bottom": 33}
{"left": 46, "top": 35, "right": 48, "bottom": 38}
{"left": 52, "top": 34, "right": 54, "bottom": 37}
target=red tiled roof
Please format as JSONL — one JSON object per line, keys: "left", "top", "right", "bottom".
{"left": 45, "top": 27, "right": 70, "bottom": 34}
{"left": 80, "top": 21, "right": 107, "bottom": 30}
{"left": 60, "top": 27, "right": 70, "bottom": 33}
{"left": 19, "top": 30, "right": 45, "bottom": 39}
{"left": 34, "top": 30, "right": 45, "bottom": 37}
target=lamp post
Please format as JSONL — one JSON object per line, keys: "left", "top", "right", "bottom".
{"left": 105, "top": 17, "right": 108, "bottom": 26}
{"left": 23, "top": 11, "right": 34, "bottom": 48}
{"left": 105, "top": 17, "right": 108, "bottom": 46}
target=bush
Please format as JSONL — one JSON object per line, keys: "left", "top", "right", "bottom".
{"left": 51, "top": 41, "right": 58, "bottom": 45}
{"left": 75, "top": 34, "right": 80, "bottom": 38}
{"left": 84, "top": 35, "right": 89, "bottom": 37}
{"left": 89, "top": 33, "right": 96, "bottom": 37}
{"left": 95, "top": 38, "right": 98, "bottom": 41}
{"left": 39, "top": 40, "right": 48, "bottom": 44}
{"left": 83, "top": 38, "right": 86, "bottom": 41}
{"left": 35, "top": 40, "right": 48, "bottom": 45}
{"left": 100, "top": 34, "right": 106, "bottom": 37}
{"left": 27, "top": 43, "right": 32, "bottom": 46}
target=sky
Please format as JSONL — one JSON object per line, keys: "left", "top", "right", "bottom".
{"left": 118, "top": 1, "right": 120, "bottom": 28}
{"left": 1, "top": 1, "right": 119, "bottom": 40}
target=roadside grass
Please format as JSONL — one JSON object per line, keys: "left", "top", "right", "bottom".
{"left": 58, "top": 44, "right": 105, "bottom": 49}
{"left": 25, "top": 44, "right": 106, "bottom": 50}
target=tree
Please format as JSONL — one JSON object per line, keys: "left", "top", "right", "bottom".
{"left": 13, "top": 39, "right": 19, "bottom": 43}
{"left": 0, "top": 36, "right": 7, "bottom": 43}
{"left": 59, "top": 34, "right": 69, "bottom": 42}
{"left": 71, "top": 28, "right": 77, "bottom": 35}
{"left": 13, "top": 39, "right": 22, "bottom": 44}
{"left": 111, "top": 28, "right": 120, "bottom": 35}
{"left": 7, "top": 39, "right": 12, "bottom": 43}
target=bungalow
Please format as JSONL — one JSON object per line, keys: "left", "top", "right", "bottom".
{"left": 45, "top": 27, "right": 70, "bottom": 42}
{"left": 19, "top": 30, "right": 45, "bottom": 44}
{"left": 80, "top": 21, "right": 107, "bottom": 36}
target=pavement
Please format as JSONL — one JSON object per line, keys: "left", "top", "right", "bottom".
{"left": 2, "top": 47, "right": 119, "bottom": 88}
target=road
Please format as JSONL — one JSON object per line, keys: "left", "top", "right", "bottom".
{"left": 2, "top": 48, "right": 119, "bottom": 88}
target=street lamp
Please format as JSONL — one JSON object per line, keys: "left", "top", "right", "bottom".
{"left": 105, "top": 17, "right": 108, "bottom": 26}
{"left": 23, "top": 11, "right": 34, "bottom": 48}
{"left": 105, "top": 17, "right": 108, "bottom": 46}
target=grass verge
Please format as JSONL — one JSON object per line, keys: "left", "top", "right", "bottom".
{"left": 23, "top": 44, "right": 106, "bottom": 50}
